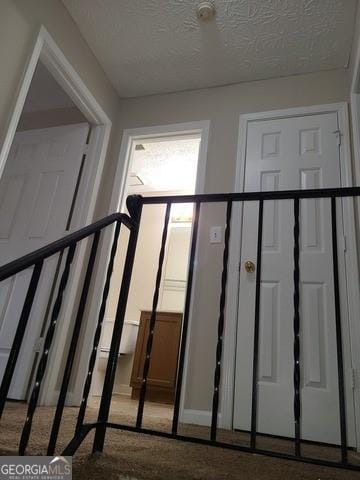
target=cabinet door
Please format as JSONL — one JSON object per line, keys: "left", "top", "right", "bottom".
{"left": 131, "top": 312, "right": 182, "bottom": 390}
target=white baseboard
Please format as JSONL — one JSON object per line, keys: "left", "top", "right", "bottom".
{"left": 114, "top": 384, "right": 132, "bottom": 396}
{"left": 180, "top": 409, "right": 222, "bottom": 427}
{"left": 40, "top": 389, "right": 79, "bottom": 407}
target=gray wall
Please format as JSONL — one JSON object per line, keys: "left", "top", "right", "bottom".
{"left": 98, "top": 69, "right": 350, "bottom": 214}
{"left": 348, "top": 2, "right": 360, "bottom": 94}
{"left": 100, "top": 69, "right": 351, "bottom": 412}
{"left": 16, "top": 107, "right": 86, "bottom": 130}
{"left": 0, "top": 0, "right": 121, "bottom": 194}
{"left": 0, "top": 0, "right": 122, "bottom": 403}
{"left": 0, "top": 0, "right": 355, "bottom": 412}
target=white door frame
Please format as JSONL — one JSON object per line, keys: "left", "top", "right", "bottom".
{"left": 72, "top": 120, "right": 210, "bottom": 405}
{"left": 221, "top": 102, "right": 360, "bottom": 449}
{"left": 111, "top": 121, "right": 210, "bottom": 211}
{"left": 0, "top": 26, "right": 112, "bottom": 404}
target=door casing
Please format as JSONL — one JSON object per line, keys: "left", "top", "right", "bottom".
{"left": 74, "top": 121, "right": 210, "bottom": 408}
{"left": 222, "top": 103, "right": 360, "bottom": 450}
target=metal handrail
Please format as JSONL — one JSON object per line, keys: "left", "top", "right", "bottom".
{"left": 0, "top": 197, "right": 142, "bottom": 456}
{"left": 91, "top": 187, "right": 360, "bottom": 469}
{"left": 140, "top": 186, "right": 360, "bottom": 204}
{"left": 0, "top": 212, "right": 135, "bottom": 282}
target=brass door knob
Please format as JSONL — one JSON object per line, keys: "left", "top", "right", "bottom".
{"left": 244, "top": 260, "right": 256, "bottom": 273}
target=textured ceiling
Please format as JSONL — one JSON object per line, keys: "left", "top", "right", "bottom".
{"left": 63, "top": 0, "right": 357, "bottom": 98}
{"left": 23, "top": 62, "right": 75, "bottom": 112}
{"left": 128, "top": 137, "right": 200, "bottom": 193}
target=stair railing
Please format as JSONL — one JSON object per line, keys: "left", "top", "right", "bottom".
{"left": 0, "top": 187, "right": 360, "bottom": 473}
{"left": 0, "top": 195, "right": 142, "bottom": 455}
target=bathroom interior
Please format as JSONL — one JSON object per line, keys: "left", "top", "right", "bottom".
{"left": 89, "top": 133, "right": 201, "bottom": 423}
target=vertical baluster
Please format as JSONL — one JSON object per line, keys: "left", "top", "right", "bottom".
{"left": 19, "top": 244, "right": 76, "bottom": 455}
{"left": 211, "top": 200, "right": 232, "bottom": 441}
{"left": 75, "top": 222, "right": 122, "bottom": 435}
{"left": 0, "top": 261, "right": 43, "bottom": 419}
{"left": 93, "top": 196, "right": 142, "bottom": 452}
{"left": 331, "top": 197, "right": 348, "bottom": 464}
{"left": 250, "top": 199, "right": 264, "bottom": 449}
{"left": 136, "top": 203, "right": 171, "bottom": 429}
{"left": 293, "top": 198, "right": 301, "bottom": 456}
{"left": 172, "top": 202, "right": 201, "bottom": 435}
{"left": 47, "top": 232, "right": 100, "bottom": 455}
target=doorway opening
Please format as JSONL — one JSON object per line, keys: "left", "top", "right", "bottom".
{"left": 90, "top": 132, "right": 204, "bottom": 426}
{"left": 0, "top": 27, "right": 111, "bottom": 407}
{"left": 0, "top": 59, "right": 90, "bottom": 401}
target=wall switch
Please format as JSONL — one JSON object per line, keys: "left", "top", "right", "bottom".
{"left": 210, "top": 226, "right": 222, "bottom": 244}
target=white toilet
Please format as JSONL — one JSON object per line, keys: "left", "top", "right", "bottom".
{"left": 99, "top": 320, "right": 139, "bottom": 358}
{"left": 119, "top": 320, "right": 139, "bottom": 354}
{"left": 91, "top": 320, "right": 139, "bottom": 397}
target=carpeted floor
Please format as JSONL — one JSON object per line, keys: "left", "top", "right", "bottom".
{"left": 0, "top": 396, "right": 359, "bottom": 479}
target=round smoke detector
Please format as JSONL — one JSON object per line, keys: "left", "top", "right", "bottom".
{"left": 196, "top": 1, "right": 216, "bottom": 21}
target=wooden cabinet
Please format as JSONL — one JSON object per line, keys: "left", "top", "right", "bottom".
{"left": 130, "top": 310, "right": 182, "bottom": 404}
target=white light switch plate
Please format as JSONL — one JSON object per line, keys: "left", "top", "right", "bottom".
{"left": 210, "top": 226, "right": 222, "bottom": 244}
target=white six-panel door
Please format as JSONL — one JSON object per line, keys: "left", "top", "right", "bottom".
{"left": 233, "top": 112, "right": 356, "bottom": 445}
{"left": 0, "top": 123, "right": 89, "bottom": 399}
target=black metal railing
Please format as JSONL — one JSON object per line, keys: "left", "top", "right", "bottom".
{"left": 0, "top": 187, "right": 359, "bottom": 472}
{"left": 0, "top": 195, "right": 141, "bottom": 456}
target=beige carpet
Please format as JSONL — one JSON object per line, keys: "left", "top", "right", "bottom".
{"left": 0, "top": 398, "right": 359, "bottom": 480}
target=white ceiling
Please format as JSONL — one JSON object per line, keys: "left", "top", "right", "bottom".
{"left": 23, "top": 62, "right": 75, "bottom": 113}
{"left": 63, "top": 0, "right": 357, "bottom": 98}
{"left": 128, "top": 137, "right": 201, "bottom": 193}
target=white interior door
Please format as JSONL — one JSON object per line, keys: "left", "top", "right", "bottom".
{"left": 233, "top": 112, "right": 356, "bottom": 446}
{"left": 0, "top": 123, "right": 89, "bottom": 399}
